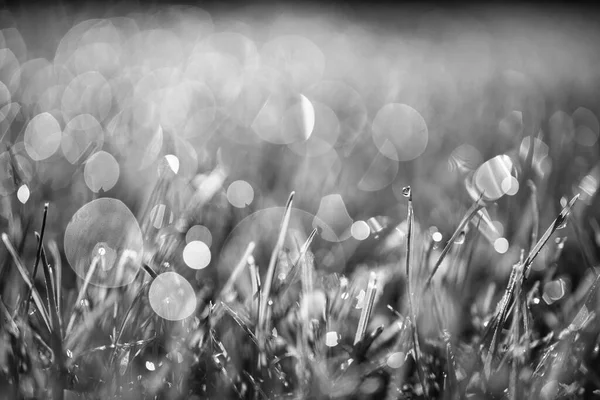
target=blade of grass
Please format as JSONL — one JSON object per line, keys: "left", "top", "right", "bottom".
{"left": 64, "top": 253, "right": 100, "bottom": 338}
{"left": 220, "top": 241, "right": 256, "bottom": 300}
{"left": 424, "top": 193, "right": 484, "bottom": 289}
{"left": 523, "top": 193, "right": 579, "bottom": 279}
{"left": 280, "top": 228, "right": 318, "bottom": 297}
{"left": 48, "top": 240, "right": 62, "bottom": 321}
{"left": 24, "top": 203, "right": 49, "bottom": 315}
{"left": 0, "top": 296, "right": 18, "bottom": 335}
{"left": 527, "top": 180, "right": 539, "bottom": 253}
{"left": 402, "top": 186, "right": 429, "bottom": 399}
{"left": 354, "top": 272, "right": 378, "bottom": 346}
{"left": 2, "top": 233, "right": 51, "bottom": 332}
{"left": 257, "top": 192, "right": 294, "bottom": 350}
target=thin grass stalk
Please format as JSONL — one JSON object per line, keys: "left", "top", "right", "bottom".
{"left": 354, "top": 272, "right": 378, "bottom": 346}
{"left": 527, "top": 180, "right": 539, "bottom": 253}
{"left": 2, "top": 233, "right": 51, "bottom": 332}
{"left": 0, "top": 296, "right": 18, "bottom": 335}
{"left": 257, "top": 192, "right": 294, "bottom": 352}
{"left": 280, "top": 228, "right": 318, "bottom": 297}
{"left": 220, "top": 241, "right": 256, "bottom": 300}
{"left": 24, "top": 203, "right": 48, "bottom": 315}
{"left": 48, "top": 240, "right": 62, "bottom": 322}
{"left": 523, "top": 193, "right": 579, "bottom": 279}
{"left": 65, "top": 254, "right": 100, "bottom": 338}
{"left": 402, "top": 186, "right": 429, "bottom": 399}
{"left": 425, "top": 194, "right": 484, "bottom": 289}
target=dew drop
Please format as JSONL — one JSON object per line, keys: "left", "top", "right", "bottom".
{"left": 402, "top": 186, "right": 411, "bottom": 198}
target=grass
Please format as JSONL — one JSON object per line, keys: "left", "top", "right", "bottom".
{"left": 1, "top": 169, "right": 598, "bottom": 400}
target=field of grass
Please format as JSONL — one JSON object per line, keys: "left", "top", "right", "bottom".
{"left": 1, "top": 2, "right": 600, "bottom": 399}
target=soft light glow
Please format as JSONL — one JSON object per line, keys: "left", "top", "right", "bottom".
{"left": 84, "top": 151, "right": 120, "bottom": 193}
{"left": 494, "top": 237, "right": 509, "bottom": 254}
{"left": 351, "top": 220, "right": 370, "bottom": 241}
{"left": 501, "top": 176, "right": 519, "bottom": 196}
{"left": 372, "top": 103, "right": 428, "bottom": 162}
{"left": 471, "top": 154, "right": 515, "bottom": 201}
{"left": 149, "top": 272, "right": 196, "bottom": 321}
{"left": 186, "top": 225, "right": 213, "bottom": 247}
{"left": 183, "top": 240, "right": 211, "bottom": 269}
{"left": 64, "top": 198, "right": 143, "bottom": 288}
{"left": 386, "top": 352, "right": 405, "bottom": 369}
{"left": 226, "top": 180, "right": 254, "bottom": 208}
{"left": 24, "top": 112, "right": 62, "bottom": 161}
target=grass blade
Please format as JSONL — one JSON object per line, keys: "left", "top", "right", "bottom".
{"left": 220, "top": 241, "right": 256, "bottom": 300}
{"left": 24, "top": 203, "right": 49, "bottom": 315}
{"left": 527, "top": 180, "right": 539, "bottom": 253}
{"left": 2, "top": 233, "right": 51, "bottom": 333}
{"left": 523, "top": 193, "right": 579, "bottom": 279}
{"left": 257, "top": 192, "right": 294, "bottom": 351}
{"left": 425, "top": 194, "right": 484, "bottom": 289}
{"left": 354, "top": 271, "right": 378, "bottom": 346}
{"left": 402, "top": 186, "right": 429, "bottom": 399}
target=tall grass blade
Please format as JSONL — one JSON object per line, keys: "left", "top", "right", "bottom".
{"left": 257, "top": 192, "right": 294, "bottom": 355}
{"left": 24, "top": 203, "right": 49, "bottom": 315}
{"left": 2, "top": 233, "right": 51, "bottom": 332}
{"left": 425, "top": 194, "right": 484, "bottom": 289}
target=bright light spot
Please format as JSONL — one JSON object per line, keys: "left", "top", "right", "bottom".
{"left": 164, "top": 154, "right": 180, "bottom": 174}
{"left": 386, "top": 352, "right": 405, "bottom": 369}
{"left": 432, "top": 231, "right": 443, "bottom": 242}
{"left": 64, "top": 198, "right": 143, "bottom": 288}
{"left": 501, "top": 176, "right": 519, "bottom": 196}
{"left": 17, "top": 184, "right": 30, "bottom": 204}
{"left": 471, "top": 154, "right": 515, "bottom": 201}
{"left": 149, "top": 272, "right": 196, "bottom": 321}
{"left": 24, "top": 112, "right": 62, "bottom": 161}
{"left": 183, "top": 240, "right": 211, "bottom": 270}
{"left": 98, "top": 247, "right": 106, "bottom": 256}
{"left": 145, "top": 361, "right": 156, "bottom": 371}
{"left": 351, "top": 220, "right": 370, "bottom": 241}
{"left": 226, "top": 180, "right": 254, "bottom": 208}
{"left": 372, "top": 103, "right": 428, "bottom": 162}
{"left": 494, "top": 237, "right": 509, "bottom": 254}
{"left": 84, "top": 151, "right": 120, "bottom": 193}
{"left": 325, "top": 331, "right": 339, "bottom": 347}
{"left": 185, "top": 225, "right": 212, "bottom": 247}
